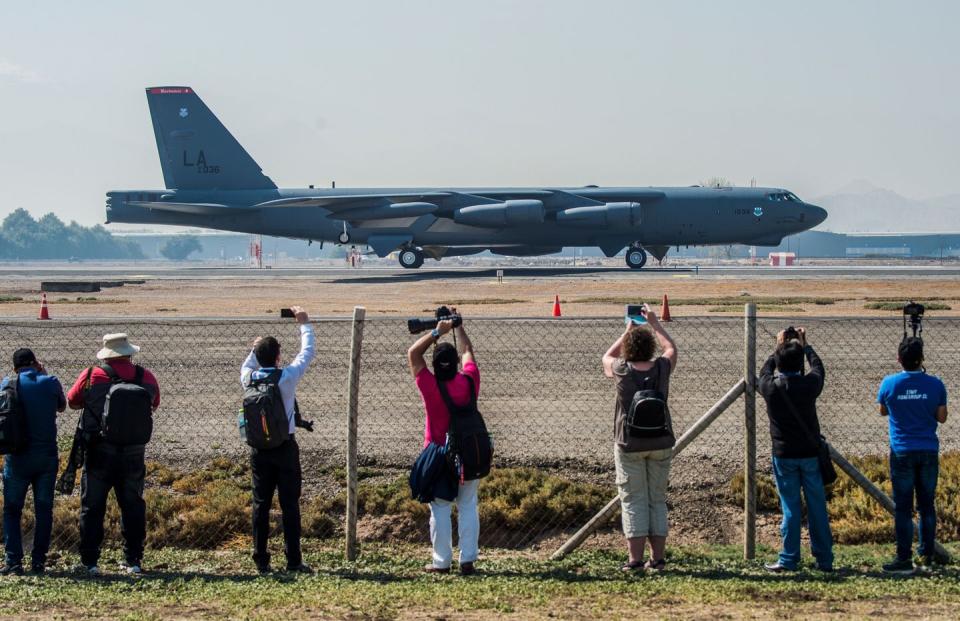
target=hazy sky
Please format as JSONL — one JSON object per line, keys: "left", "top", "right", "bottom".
{"left": 1, "top": 0, "right": 958, "bottom": 226}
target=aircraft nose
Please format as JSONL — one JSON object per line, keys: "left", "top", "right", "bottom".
{"left": 805, "top": 203, "right": 828, "bottom": 227}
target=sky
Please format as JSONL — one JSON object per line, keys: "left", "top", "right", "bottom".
{"left": 1, "top": 0, "right": 958, "bottom": 227}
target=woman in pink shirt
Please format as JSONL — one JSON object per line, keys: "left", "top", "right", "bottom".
{"left": 408, "top": 307, "right": 480, "bottom": 576}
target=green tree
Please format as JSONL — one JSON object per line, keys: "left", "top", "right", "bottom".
{"left": 160, "top": 235, "right": 203, "bottom": 261}
{"left": 0, "top": 208, "right": 144, "bottom": 260}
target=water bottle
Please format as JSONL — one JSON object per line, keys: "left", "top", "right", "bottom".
{"left": 237, "top": 409, "right": 246, "bottom": 439}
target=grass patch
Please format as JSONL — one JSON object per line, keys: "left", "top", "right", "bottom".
{"left": 0, "top": 543, "right": 958, "bottom": 619}
{"left": 709, "top": 305, "right": 806, "bottom": 313}
{"left": 729, "top": 452, "right": 960, "bottom": 544}
{"left": 53, "top": 296, "right": 129, "bottom": 304}
{"left": 432, "top": 298, "right": 528, "bottom": 305}
{"left": 576, "top": 296, "right": 841, "bottom": 307}
{"left": 0, "top": 295, "right": 23, "bottom": 303}
{"left": 865, "top": 300, "right": 952, "bottom": 311}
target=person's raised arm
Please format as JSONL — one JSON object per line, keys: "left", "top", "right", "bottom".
{"left": 450, "top": 307, "right": 475, "bottom": 367}
{"left": 644, "top": 303, "right": 677, "bottom": 371}
{"left": 602, "top": 326, "right": 630, "bottom": 378}
{"left": 408, "top": 318, "right": 454, "bottom": 378}
{"left": 283, "top": 306, "right": 316, "bottom": 384}
{"left": 241, "top": 337, "right": 261, "bottom": 388}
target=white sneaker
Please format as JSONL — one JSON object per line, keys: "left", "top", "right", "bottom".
{"left": 124, "top": 564, "right": 143, "bottom": 575}
{"left": 78, "top": 564, "right": 100, "bottom": 576}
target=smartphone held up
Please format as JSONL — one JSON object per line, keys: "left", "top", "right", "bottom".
{"left": 625, "top": 304, "right": 647, "bottom": 326}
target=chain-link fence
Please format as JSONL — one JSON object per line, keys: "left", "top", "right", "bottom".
{"left": 0, "top": 315, "right": 956, "bottom": 553}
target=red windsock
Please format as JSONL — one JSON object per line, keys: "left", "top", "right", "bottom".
{"left": 38, "top": 292, "right": 51, "bottom": 320}
{"left": 660, "top": 294, "right": 672, "bottom": 322}
{"left": 552, "top": 294, "right": 562, "bottom": 317}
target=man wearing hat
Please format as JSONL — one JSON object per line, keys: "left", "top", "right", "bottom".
{"left": 877, "top": 337, "right": 949, "bottom": 574}
{"left": 67, "top": 333, "right": 160, "bottom": 576}
{"left": 0, "top": 349, "right": 66, "bottom": 576}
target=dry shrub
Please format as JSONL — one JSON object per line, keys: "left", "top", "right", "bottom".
{"left": 729, "top": 452, "right": 960, "bottom": 544}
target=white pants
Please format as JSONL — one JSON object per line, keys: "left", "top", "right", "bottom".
{"left": 429, "top": 479, "right": 480, "bottom": 568}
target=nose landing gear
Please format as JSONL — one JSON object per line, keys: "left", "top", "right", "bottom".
{"left": 625, "top": 245, "right": 648, "bottom": 269}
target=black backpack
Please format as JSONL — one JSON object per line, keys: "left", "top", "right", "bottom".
{"left": 100, "top": 363, "right": 154, "bottom": 446}
{"left": 241, "top": 370, "right": 290, "bottom": 450}
{"left": 0, "top": 376, "right": 27, "bottom": 455}
{"left": 625, "top": 362, "right": 670, "bottom": 439}
{"left": 437, "top": 374, "right": 492, "bottom": 481}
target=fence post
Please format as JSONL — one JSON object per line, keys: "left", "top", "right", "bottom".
{"left": 743, "top": 302, "right": 757, "bottom": 560}
{"left": 345, "top": 306, "right": 366, "bottom": 561}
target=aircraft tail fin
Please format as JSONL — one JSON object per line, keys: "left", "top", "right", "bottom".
{"left": 145, "top": 86, "right": 276, "bottom": 191}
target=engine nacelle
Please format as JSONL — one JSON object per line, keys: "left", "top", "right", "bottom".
{"left": 454, "top": 200, "right": 545, "bottom": 227}
{"left": 556, "top": 202, "right": 642, "bottom": 227}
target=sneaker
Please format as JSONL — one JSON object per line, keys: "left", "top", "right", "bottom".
{"left": 29, "top": 565, "right": 45, "bottom": 576}
{"left": 256, "top": 564, "right": 272, "bottom": 575}
{"left": 815, "top": 564, "right": 835, "bottom": 573}
{"left": 882, "top": 558, "right": 915, "bottom": 575}
{"left": 0, "top": 564, "right": 24, "bottom": 576}
{"left": 124, "top": 564, "right": 143, "bottom": 575}
{"left": 78, "top": 564, "right": 100, "bottom": 577}
{"left": 764, "top": 562, "right": 796, "bottom": 573}
{"left": 423, "top": 564, "right": 451, "bottom": 575}
{"left": 460, "top": 562, "right": 476, "bottom": 576}
{"left": 918, "top": 556, "right": 937, "bottom": 571}
{"left": 285, "top": 563, "right": 314, "bottom": 574}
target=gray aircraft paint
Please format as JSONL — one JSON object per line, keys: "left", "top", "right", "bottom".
{"left": 107, "top": 87, "right": 827, "bottom": 268}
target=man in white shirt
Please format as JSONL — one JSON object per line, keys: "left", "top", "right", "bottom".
{"left": 240, "top": 305, "right": 316, "bottom": 574}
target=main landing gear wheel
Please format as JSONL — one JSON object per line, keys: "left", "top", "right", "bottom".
{"left": 625, "top": 246, "right": 648, "bottom": 269}
{"left": 337, "top": 231, "right": 351, "bottom": 244}
{"left": 398, "top": 247, "right": 424, "bottom": 269}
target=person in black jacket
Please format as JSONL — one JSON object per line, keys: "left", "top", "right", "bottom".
{"left": 758, "top": 327, "right": 834, "bottom": 573}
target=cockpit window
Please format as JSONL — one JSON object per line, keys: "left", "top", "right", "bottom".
{"left": 766, "top": 192, "right": 802, "bottom": 203}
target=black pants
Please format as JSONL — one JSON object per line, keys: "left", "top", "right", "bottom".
{"left": 251, "top": 437, "right": 302, "bottom": 568}
{"left": 79, "top": 444, "right": 147, "bottom": 567}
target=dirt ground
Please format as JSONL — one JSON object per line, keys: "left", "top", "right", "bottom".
{"left": 2, "top": 274, "right": 960, "bottom": 318}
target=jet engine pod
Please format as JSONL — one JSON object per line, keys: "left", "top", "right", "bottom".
{"left": 556, "top": 202, "right": 642, "bottom": 227}
{"left": 454, "top": 200, "right": 545, "bottom": 227}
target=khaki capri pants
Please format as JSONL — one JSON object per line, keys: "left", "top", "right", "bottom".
{"left": 614, "top": 445, "right": 672, "bottom": 538}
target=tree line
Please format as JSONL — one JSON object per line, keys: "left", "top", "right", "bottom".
{"left": 0, "top": 209, "right": 144, "bottom": 260}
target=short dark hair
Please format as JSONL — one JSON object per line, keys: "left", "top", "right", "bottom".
{"left": 432, "top": 342, "right": 459, "bottom": 382}
{"left": 899, "top": 337, "right": 924, "bottom": 371}
{"left": 12, "top": 348, "right": 37, "bottom": 370}
{"left": 774, "top": 341, "right": 804, "bottom": 374}
{"left": 622, "top": 326, "right": 657, "bottom": 362}
{"left": 255, "top": 337, "right": 281, "bottom": 368}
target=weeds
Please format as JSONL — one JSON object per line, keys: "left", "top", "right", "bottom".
{"left": 433, "top": 298, "right": 528, "bottom": 305}
{"left": 0, "top": 295, "right": 23, "bottom": 303}
{"left": 865, "top": 301, "right": 952, "bottom": 311}
{"left": 53, "top": 297, "right": 129, "bottom": 304}
{"left": 575, "top": 296, "right": 840, "bottom": 306}
{"left": 729, "top": 452, "right": 960, "bottom": 543}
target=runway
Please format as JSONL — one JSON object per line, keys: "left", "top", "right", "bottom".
{"left": 1, "top": 263, "right": 958, "bottom": 282}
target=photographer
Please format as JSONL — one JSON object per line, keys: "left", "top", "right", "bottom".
{"left": 407, "top": 306, "right": 481, "bottom": 576}
{"left": 240, "top": 305, "right": 316, "bottom": 575}
{"left": 877, "top": 337, "right": 948, "bottom": 574}
{"left": 758, "top": 327, "right": 833, "bottom": 573}
{"left": 602, "top": 303, "right": 677, "bottom": 573}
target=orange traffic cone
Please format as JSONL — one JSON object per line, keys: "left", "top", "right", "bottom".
{"left": 660, "top": 294, "right": 672, "bottom": 322}
{"left": 38, "top": 292, "right": 51, "bottom": 320}
{"left": 552, "top": 294, "right": 562, "bottom": 317}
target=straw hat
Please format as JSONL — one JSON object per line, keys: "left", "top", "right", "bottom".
{"left": 97, "top": 333, "right": 141, "bottom": 360}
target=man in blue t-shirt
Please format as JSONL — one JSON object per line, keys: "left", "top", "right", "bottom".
{"left": 1, "top": 348, "right": 66, "bottom": 576}
{"left": 876, "top": 337, "right": 948, "bottom": 574}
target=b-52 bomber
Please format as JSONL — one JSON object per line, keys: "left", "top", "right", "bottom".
{"left": 106, "top": 87, "right": 827, "bottom": 269}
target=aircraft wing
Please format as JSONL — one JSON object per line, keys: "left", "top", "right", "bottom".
{"left": 127, "top": 201, "right": 254, "bottom": 216}
{"left": 252, "top": 193, "right": 453, "bottom": 211}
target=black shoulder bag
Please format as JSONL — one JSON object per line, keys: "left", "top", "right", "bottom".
{"left": 773, "top": 377, "right": 838, "bottom": 486}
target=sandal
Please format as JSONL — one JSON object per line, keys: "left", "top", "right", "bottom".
{"left": 621, "top": 559, "right": 645, "bottom": 572}
{"left": 644, "top": 558, "right": 666, "bottom": 572}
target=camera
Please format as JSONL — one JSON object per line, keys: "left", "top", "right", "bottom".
{"left": 782, "top": 326, "right": 800, "bottom": 342}
{"left": 408, "top": 305, "right": 463, "bottom": 335}
{"left": 903, "top": 301, "right": 925, "bottom": 339}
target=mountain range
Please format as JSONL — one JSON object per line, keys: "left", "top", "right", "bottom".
{"left": 813, "top": 181, "right": 960, "bottom": 233}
